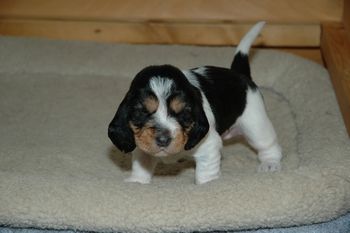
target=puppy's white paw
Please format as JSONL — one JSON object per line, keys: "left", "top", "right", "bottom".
{"left": 258, "top": 161, "right": 281, "bottom": 173}
{"left": 124, "top": 176, "right": 151, "bottom": 184}
{"left": 195, "top": 173, "right": 220, "bottom": 185}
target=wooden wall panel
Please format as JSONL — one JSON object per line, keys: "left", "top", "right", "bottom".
{"left": 321, "top": 24, "right": 350, "bottom": 137}
{"left": 0, "top": 19, "right": 320, "bottom": 47}
{"left": 0, "top": 0, "right": 343, "bottom": 23}
{"left": 0, "top": 0, "right": 344, "bottom": 46}
{"left": 344, "top": 0, "right": 350, "bottom": 39}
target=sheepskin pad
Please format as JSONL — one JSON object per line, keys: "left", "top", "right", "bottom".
{"left": 0, "top": 37, "right": 350, "bottom": 233}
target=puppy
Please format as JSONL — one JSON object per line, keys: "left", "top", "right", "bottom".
{"left": 108, "top": 22, "right": 282, "bottom": 184}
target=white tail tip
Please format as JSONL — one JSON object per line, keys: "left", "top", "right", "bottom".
{"left": 235, "top": 21, "right": 265, "bottom": 55}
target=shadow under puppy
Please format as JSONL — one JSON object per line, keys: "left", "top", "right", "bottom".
{"left": 108, "top": 22, "right": 282, "bottom": 184}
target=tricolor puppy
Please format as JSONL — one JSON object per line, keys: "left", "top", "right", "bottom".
{"left": 108, "top": 22, "right": 282, "bottom": 184}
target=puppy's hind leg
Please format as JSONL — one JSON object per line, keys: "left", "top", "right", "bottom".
{"left": 237, "top": 88, "right": 282, "bottom": 172}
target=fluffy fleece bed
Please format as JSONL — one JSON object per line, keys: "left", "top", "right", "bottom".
{"left": 0, "top": 36, "right": 350, "bottom": 233}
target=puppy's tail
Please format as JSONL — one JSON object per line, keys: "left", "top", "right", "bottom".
{"left": 230, "top": 21, "right": 265, "bottom": 78}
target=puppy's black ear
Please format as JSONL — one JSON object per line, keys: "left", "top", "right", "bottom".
{"left": 108, "top": 94, "right": 136, "bottom": 153}
{"left": 184, "top": 91, "right": 209, "bottom": 150}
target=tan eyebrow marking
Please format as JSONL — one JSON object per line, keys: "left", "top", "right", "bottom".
{"left": 143, "top": 96, "right": 159, "bottom": 113}
{"left": 170, "top": 97, "right": 186, "bottom": 113}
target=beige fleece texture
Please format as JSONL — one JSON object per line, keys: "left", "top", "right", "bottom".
{"left": 0, "top": 37, "right": 349, "bottom": 232}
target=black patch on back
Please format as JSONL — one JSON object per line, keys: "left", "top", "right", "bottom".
{"left": 192, "top": 66, "right": 257, "bottom": 134}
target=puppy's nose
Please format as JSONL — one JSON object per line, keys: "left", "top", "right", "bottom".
{"left": 156, "top": 131, "right": 171, "bottom": 147}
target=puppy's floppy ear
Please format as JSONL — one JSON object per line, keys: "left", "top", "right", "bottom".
{"left": 108, "top": 93, "right": 136, "bottom": 153}
{"left": 184, "top": 90, "right": 209, "bottom": 150}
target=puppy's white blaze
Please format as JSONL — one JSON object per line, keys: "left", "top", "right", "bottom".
{"left": 235, "top": 21, "right": 265, "bottom": 55}
{"left": 149, "top": 77, "right": 174, "bottom": 98}
{"left": 149, "top": 77, "right": 178, "bottom": 134}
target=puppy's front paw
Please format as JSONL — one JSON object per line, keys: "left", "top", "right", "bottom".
{"left": 195, "top": 173, "right": 220, "bottom": 185}
{"left": 124, "top": 176, "right": 151, "bottom": 184}
{"left": 258, "top": 161, "right": 281, "bottom": 172}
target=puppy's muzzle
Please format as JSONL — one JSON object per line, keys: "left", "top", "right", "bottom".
{"left": 155, "top": 129, "right": 172, "bottom": 147}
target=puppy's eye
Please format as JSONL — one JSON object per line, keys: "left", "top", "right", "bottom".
{"left": 176, "top": 107, "right": 193, "bottom": 128}
{"left": 183, "top": 106, "right": 191, "bottom": 112}
{"left": 133, "top": 103, "right": 144, "bottom": 110}
{"left": 133, "top": 104, "right": 148, "bottom": 114}
{"left": 180, "top": 106, "right": 191, "bottom": 116}
{"left": 129, "top": 104, "right": 151, "bottom": 127}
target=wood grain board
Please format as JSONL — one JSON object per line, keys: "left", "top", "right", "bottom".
{"left": 0, "top": 0, "right": 343, "bottom": 47}
{"left": 344, "top": 0, "right": 350, "bottom": 39}
{"left": 0, "top": 19, "right": 320, "bottom": 47}
{"left": 0, "top": 0, "right": 343, "bottom": 23}
{"left": 321, "top": 24, "right": 350, "bottom": 137}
